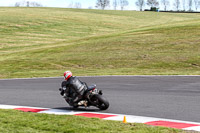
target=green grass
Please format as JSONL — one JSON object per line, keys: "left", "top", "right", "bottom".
{"left": 0, "top": 7, "right": 200, "bottom": 78}
{"left": 0, "top": 109, "right": 182, "bottom": 133}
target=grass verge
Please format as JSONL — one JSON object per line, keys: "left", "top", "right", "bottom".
{"left": 0, "top": 109, "right": 182, "bottom": 133}
{"left": 0, "top": 7, "right": 200, "bottom": 78}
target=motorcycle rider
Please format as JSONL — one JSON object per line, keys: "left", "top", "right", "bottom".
{"left": 60, "top": 71, "right": 87, "bottom": 107}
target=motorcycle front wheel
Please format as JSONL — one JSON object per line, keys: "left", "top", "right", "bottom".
{"left": 91, "top": 94, "right": 109, "bottom": 110}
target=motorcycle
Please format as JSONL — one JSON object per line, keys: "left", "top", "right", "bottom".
{"left": 59, "top": 84, "right": 109, "bottom": 110}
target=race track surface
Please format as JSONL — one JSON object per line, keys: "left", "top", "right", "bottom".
{"left": 0, "top": 76, "right": 200, "bottom": 122}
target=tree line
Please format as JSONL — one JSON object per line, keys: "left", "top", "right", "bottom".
{"left": 96, "top": 0, "right": 200, "bottom": 11}
{"left": 15, "top": 1, "right": 42, "bottom": 7}
{"left": 14, "top": 0, "right": 200, "bottom": 11}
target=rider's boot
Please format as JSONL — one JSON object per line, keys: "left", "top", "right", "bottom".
{"left": 78, "top": 100, "right": 88, "bottom": 106}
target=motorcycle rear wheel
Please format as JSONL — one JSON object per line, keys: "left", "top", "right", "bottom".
{"left": 91, "top": 94, "right": 109, "bottom": 110}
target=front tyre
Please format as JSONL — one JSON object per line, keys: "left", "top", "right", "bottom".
{"left": 91, "top": 94, "right": 109, "bottom": 110}
{"left": 65, "top": 99, "right": 78, "bottom": 108}
{"left": 73, "top": 105, "right": 79, "bottom": 109}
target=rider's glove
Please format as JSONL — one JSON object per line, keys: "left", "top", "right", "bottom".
{"left": 59, "top": 87, "right": 67, "bottom": 96}
{"left": 60, "top": 91, "right": 64, "bottom": 96}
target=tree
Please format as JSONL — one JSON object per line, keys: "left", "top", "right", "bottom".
{"left": 30, "top": 2, "right": 42, "bottom": 7}
{"left": 74, "top": 2, "right": 81, "bottom": 8}
{"left": 119, "top": 0, "right": 129, "bottom": 10}
{"left": 15, "top": 2, "right": 20, "bottom": 7}
{"left": 68, "top": 1, "right": 73, "bottom": 8}
{"left": 96, "top": 0, "right": 110, "bottom": 10}
{"left": 188, "top": 0, "right": 193, "bottom": 11}
{"left": 27, "top": 1, "right": 29, "bottom": 7}
{"left": 147, "top": 0, "right": 159, "bottom": 8}
{"left": 182, "top": 0, "right": 186, "bottom": 11}
{"left": 174, "top": 0, "right": 180, "bottom": 10}
{"left": 113, "top": 0, "right": 118, "bottom": 10}
{"left": 135, "top": 0, "right": 145, "bottom": 11}
{"left": 161, "top": 0, "right": 169, "bottom": 11}
{"left": 194, "top": 0, "right": 200, "bottom": 11}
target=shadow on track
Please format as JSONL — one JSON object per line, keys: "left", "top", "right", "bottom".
{"left": 53, "top": 107, "right": 100, "bottom": 112}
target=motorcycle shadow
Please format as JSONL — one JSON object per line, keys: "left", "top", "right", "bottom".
{"left": 53, "top": 107, "right": 100, "bottom": 112}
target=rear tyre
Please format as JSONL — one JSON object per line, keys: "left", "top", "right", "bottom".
{"left": 91, "top": 95, "right": 109, "bottom": 110}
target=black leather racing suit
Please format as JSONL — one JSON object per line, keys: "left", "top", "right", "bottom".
{"left": 60, "top": 76, "right": 87, "bottom": 106}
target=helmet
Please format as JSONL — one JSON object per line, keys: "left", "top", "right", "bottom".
{"left": 64, "top": 71, "right": 72, "bottom": 81}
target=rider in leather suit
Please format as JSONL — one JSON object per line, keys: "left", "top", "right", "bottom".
{"left": 60, "top": 71, "right": 87, "bottom": 106}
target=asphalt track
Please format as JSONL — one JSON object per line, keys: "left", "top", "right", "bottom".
{"left": 0, "top": 76, "right": 200, "bottom": 123}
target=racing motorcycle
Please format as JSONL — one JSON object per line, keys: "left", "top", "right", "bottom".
{"left": 59, "top": 84, "right": 109, "bottom": 110}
